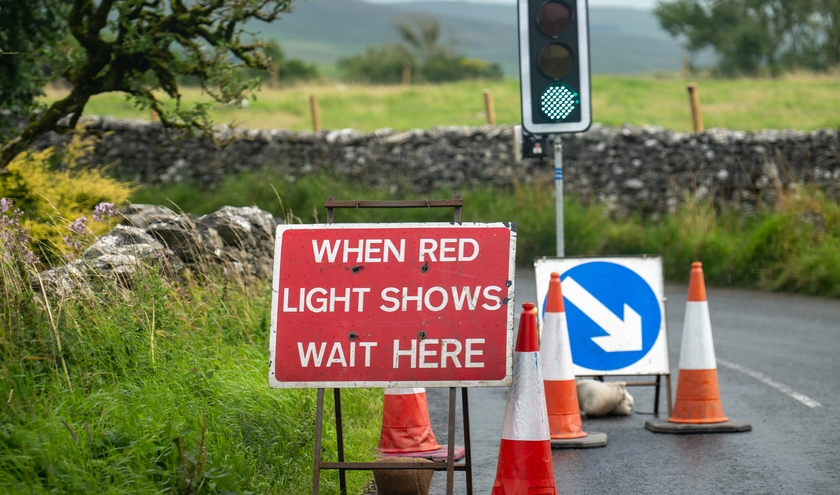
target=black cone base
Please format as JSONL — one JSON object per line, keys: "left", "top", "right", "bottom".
{"left": 550, "top": 432, "right": 608, "bottom": 449}
{"left": 645, "top": 419, "right": 752, "bottom": 434}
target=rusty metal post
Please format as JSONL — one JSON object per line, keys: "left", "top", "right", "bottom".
{"left": 312, "top": 388, "right": 325, "bottom": 495}
{"left": 483, "top": 89, "right": 496, "bottom": 126}
{"left": 309, "top": 95, "right": 321, "bottom": 132}
{"left": 687, "top": 83, "right": 704, "bottom": 133}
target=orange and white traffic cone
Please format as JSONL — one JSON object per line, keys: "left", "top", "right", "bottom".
{"left": 646, "top": 262, "right": 751, "bottom": 434}
{"left": 542, "top": 272, "right": 608, "bottom": 448}
{"left": 378, "top": 388, "right": 465, "bottom": 461}
{"left": 491, "top": 302, "right": 557, "bottom": 495}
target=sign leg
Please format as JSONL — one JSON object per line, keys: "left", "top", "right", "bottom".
{"left": 462, "top": 388, "right": 473, "bottom": 495}
{"left": 313, "top": 388, "right": 325, "bottom": 495}
{"left": 654, "top": 375, "right": 661, "bottom": 415}
{"left": 446, "top": 387, "right": 456, "bottom": 495}
{"left": 334, "top": 388, "right": 347, "bottom": 495}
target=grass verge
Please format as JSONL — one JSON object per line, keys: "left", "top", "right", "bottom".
{"left": 134, "top": 173, "right": 840, "bottom": 297}
{"left": 0, "top": 257, "right": 382, "bottom": 494}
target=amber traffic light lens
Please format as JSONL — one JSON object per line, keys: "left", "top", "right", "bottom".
{"left": 537, "top": 1, "right": 572, "bottom": 36}
{"left": 538, "top": 43, "right": 574, "bottom": 78}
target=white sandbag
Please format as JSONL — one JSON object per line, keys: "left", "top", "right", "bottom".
{"left": 576, "top": 380, "right": 634, "bottom": 417}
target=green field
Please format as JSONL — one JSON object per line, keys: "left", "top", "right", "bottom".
{"left": 44, "top": 73, "right": 840, "bottom": 134}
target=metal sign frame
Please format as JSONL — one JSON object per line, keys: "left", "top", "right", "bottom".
{"left": 302, "top": 196, "right": 484, "bottom": 495}
{"left": 534, "top": 255, "right": 672, "bottom": 415}
{"left": 269, "top": 221, "right": 517, "bottom": 389}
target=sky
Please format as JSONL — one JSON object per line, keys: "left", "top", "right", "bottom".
{"left": 362, "top": 0, "right": 658, "bottom": 10}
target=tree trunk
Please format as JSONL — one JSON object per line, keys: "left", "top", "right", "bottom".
{"left": 0, "top": 93, "right": 87, "bottom": 171}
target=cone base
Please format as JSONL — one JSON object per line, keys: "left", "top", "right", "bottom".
{"left": 645, "top": 419, "right": 752, "bottom": 434}
{"left": 379, "top": 446, "right": 466, "bottom": 462}
{"left": 550, "top": 432, "right": 608, "bottom": 449}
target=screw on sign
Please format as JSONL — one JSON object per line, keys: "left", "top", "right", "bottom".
{"left": 269, "top": 223, "right": 517, "bottom": 388}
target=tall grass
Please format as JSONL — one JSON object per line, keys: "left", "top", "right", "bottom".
{"left": 0, "top": 242, "right": 382, "bottom": 493}
{"left": 42, "top": 72, "right": 840, "bottom": 133}
{"left": 134, "top": 172, "right": 840, "bottom": 297}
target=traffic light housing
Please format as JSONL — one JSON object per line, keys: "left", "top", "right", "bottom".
{"left": 518, "top": 0, "right": 591, "bottom": 134}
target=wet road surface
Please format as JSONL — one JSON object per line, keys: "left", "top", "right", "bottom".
{"left": 424, "top": 271, "right": 840, "bottom": 494}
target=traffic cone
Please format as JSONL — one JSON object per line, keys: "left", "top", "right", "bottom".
{"left": 378, "top": 388, "right": 465, "bottom": 461}
{"left": 646, "top": 262, "right": 751, "bottom": 434}
{"left": 541, "top": 272, "right": 608, "bottom": 448}
{"left": 491, "top": 302, "right": 557, "bottom": 495}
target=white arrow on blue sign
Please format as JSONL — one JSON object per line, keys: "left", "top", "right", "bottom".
{"left": 535, "top": 256, "right": 670, "bottom": 376}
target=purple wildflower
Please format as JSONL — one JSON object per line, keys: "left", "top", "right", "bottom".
{"left": 63, "top": 235, "right": 83, "bottom": 252}
{"left": 93, "top": 202, "right": 116, "bottom": 222}
{"left": 1, "top": 202, "right": 38, "bottom": 266}
{"left": 23, "top": 251, "right": 38, "bottom": 265}
{"left": 68, "top": 216, "right": 88, "bottom": 235}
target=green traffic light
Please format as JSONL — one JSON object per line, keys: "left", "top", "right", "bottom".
{"left": 540, "top": 83, "right": 579, "bottom": 121}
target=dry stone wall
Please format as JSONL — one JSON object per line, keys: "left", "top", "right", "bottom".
{"left": 32, "top": 117, "right": 840, "bottom": 218}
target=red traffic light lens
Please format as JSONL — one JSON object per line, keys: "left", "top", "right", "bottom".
{"left": 537, "top": 1, "right": 573, "bottom": 37}
{"left": 538, "top": 43, "right": 574, "bottom": 78}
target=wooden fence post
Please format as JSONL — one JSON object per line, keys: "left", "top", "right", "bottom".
{"left": 686, "top": 83, "right": 704, "bottom": 133}
{"left": 483, "top": 89, "right": 496, "bottom": 126}
{"left": 271, "top": 63, "right": 280, "bottom": 89}
{"left": 309, "top": 95, "right": 321, "bottom": 132}
{"left": 402, "top": 63, "right": 411, "bottom": 86}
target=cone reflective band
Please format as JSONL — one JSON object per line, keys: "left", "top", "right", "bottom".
{"left": 378, "top": 388, "right": 442, "bottom": 453}
{"left": 491, "top": 302, "right": 556, "bottom": 495}
{"left": 541, "top": 273, "right": 586, "bottom": 439}
{"left": 670, "top": 262, "right": 727, "bottom": 424}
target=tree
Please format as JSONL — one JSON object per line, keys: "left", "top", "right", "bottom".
{"left": 0, "top": 0, "right": 294, "bottom": 171}
{"left": 251, "top": 39, "right": 319, "bottom": 85}
{"left": 0, "top": 1, "right": 71, "bottom": 130}
{"left": 395, "top": 15, "right": 451, "bottom": 64}
{"left": 654, "top": 0, "right": 840, "bottom": 75}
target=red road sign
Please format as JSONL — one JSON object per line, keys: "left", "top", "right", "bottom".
{"left": 269, "top": 223, "right": 517, "bottom": 388}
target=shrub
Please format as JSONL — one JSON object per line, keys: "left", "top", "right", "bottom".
{"left": 422, "top": 55, "right": 504, "bottom": 83}
{"left": 0, "top": 132, "right": 134, "bottom": 262}
{"left": 337, "top": 44, "right": 416, "bottom": 84}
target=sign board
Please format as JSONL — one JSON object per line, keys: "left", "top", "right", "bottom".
{"left": 534, "top": 256, "right": 669, "bottom": 376}
{"left": 270, "top": 223, "right": 517, "bottom": 388}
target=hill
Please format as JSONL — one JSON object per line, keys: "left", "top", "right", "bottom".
{"left": 252, "top": 0, "right": 710, "bottom": 75}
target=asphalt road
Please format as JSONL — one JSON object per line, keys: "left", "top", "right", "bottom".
{"left": 424, "top": 270, "right": 840, "bottom": 495}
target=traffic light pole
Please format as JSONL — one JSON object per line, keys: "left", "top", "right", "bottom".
{"left": 554, "top": 141, "right": 564, "bottom": 257}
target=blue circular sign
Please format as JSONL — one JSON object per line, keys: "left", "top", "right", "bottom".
{"left": 543, "top": 261, "right": 661, "bottom": 371}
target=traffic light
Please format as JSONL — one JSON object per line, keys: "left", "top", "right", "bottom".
{"left": 518, "top": 0, "right": 591, "bottom": 134}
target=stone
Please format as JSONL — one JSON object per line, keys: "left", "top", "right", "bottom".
{"left": 26, "top": 118, "right": 840, "bottom": 220}
{"left": 373, "top": 458, "right": 434, "bottom": 495}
